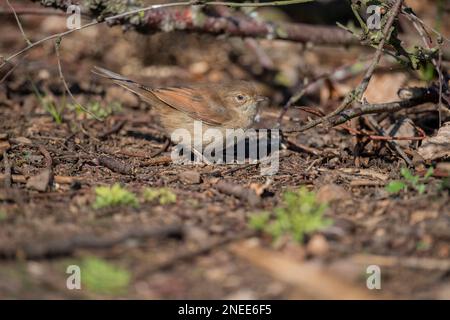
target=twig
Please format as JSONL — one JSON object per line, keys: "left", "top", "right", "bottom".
{"left": 3, "top": 152, "right": 12, "bottom": 188}
{"left": 284, "top": 87, "right": 439, "bottom": 133}
{"left": 283, "top": 136, "right": 322, "bottom": 156}
{"left": 290, "top": 0, "right": 405, "bottom": 133}
{"left": 405, "top": 11, "right": 445, "bottom": 127}
{"left": 54, "top": 40, "right": 102, "bottom": 121}
{"left": 0, "top": 174, "right": 82, "bottom": 185}
{"left": 38, "top": 144, "right": 52, "bottom": 168}
{"left": 135, "top": 230, "right": 255, "bottom": 279}
{"left": 352, "top": 254, "right": 450, "bottom": 272}
{"left": 0, "top": 6, "right": 67, "bottom": 16}
{"left": 0, "top": 225, "right": 184, "bottom": 259}
{"left": 142, "top": 156, "right": 173, "bottom": 166}
{"left": 277, "top": 60, "right": 370, "bottom": 127}
{"left": 365, "top": 115, "right": 412, "bottom": 166}
{"left": 149, "top": 138, "right": 170, "bottom": 158}
{"left": 231, "top": 240, "right": 385, "bottom": 299}
{"left": 97, "top": 155, "right": 134, "bottom": 175}
{"left": 0, "top": 53, "right": 30, "bottom": 84}
{"left": 339, "top": 124, "right": 426, "bottom": 141}
{"left": 6, "top": 0, "right": 31, "bottom": 45}
{"left": 98, "top": 120, "right": 127, "bottom": 140}
{"left": 2, "top": 0, "right": 355, "bottom": 69}
{"left": 400, "top": 7, "right": 450, "bottom": 44}
{"left": 215, "top": 181, "right": 260, "bottom": 206}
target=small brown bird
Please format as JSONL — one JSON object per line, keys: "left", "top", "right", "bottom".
{"left": 93, "top": 67, "right": 266, "bottom": 151}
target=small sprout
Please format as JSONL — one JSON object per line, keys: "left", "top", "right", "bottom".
{"left": 93, "top": 184, "right": 139, "bottom": 209}
{"left": 248, "top": 211, "right": 271, "bottom": 231}
{"left": 386, "top": 167, "right": 434, "bottom": 195}
{"left": 416, "top": 241, "right": 431, "bottom": 251}
{"left": 143, "top": 187, "right": 177, "bottom": 205}
{"left": 32, "top": 83, "right": 64, "bottom": 124}
{"left": 80, "top": 257, "right": 130, "bottom": 295}
{"left": 249, "top": 187, "right": 332, "bottom": 243}
{"left": 70, "top": 101, "right": 122, "bottom": 120}
{"left": 386, "top": 181, "right": 407, "bottom": 193}
{"left": 0, "top": 210, "right": 7, "bottom": 222}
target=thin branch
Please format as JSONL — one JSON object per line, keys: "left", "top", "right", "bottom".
{"left": 365, "top": 115, "right": 412, "bottom": 166}
{"left": 0, "top": 225, "right": 184, "bottom": 259}
{"left": 3, "top": 152, "right": 12, "bottom": 188}
{"left": 404, "top": 11, "right": 445, "bottom": 127}
{"left": 54, "top": 39, "right": 102, "bottom": 121}
{"left": 277, "top": 59, "right": 371, "bottom": 127}
{"left": 2, "top": 0, "right": 355, "bottom": 69}
{"left": 289, "top": 0, "right": 405, "bottom": 133}
{"left": 6, "top": 0, "right": 31, "bottom": 45}
{"left": 283, "top": 86, "right": 440, "bottom": 133}
{"left": 0, "top": 6, "right": 67, "bottom": 16}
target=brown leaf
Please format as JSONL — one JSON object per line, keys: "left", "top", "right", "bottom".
{"left": 178, "top": 170, "right": 202, "bottom": 185}
{"left": 418, "top": 123, "right": 450, "bottom": 161}
{"left": 26, "top": 169, "right": 53, "bottom": 192}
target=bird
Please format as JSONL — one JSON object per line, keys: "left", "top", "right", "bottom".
{"left": 93, "top": 66, "right": 267, "bottom": 160}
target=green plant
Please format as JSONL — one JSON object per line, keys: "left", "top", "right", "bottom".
{"left": 80, "top": 257, "right": 130, "bottom": 295}
{"left": 71, "top": 101, "right": 122, "bottom": 120}
{"left": 249, "top": 187, "right": 331, "bottom": 243}
{"left": 32, "top": 83, "right": 64, "bottom": 124}
{"left": 0, "top": 210, "right": 7, "bottom": 222}
{"left": 416, "top": 240, "right": 431, "bottom": 251}
{"left": 386, "top": 167, "right": 434, "bottom": 195}
{"left": 93, "top": 184, "right": 139, "bottom": 209}
{"left": 143, "top": 187, "right": 177, "bottom": 205}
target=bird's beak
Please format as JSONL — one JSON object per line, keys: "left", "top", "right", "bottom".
{"left": 256, "top": 95, "right": 268, "bottom": 103}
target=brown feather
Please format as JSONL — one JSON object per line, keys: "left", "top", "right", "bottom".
{"left": 152, "top": 87, "right": 233, "bottom": 126}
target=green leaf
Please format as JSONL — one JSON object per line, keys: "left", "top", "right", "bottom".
{"left": 400, "top": 167, "right": 414, "bottom": 181}
{"left": 424, "top": 167, "right": 434, "bottom": 180}
{"left": 248, "top": 212, "right": 271, "bottom": 231}
{"left": 248, "top": 187, "right": 331, "bottom": 243}
{"left": 93, "top": 184, "right": 139, "bottom": 209}
{"left": 81, "top": 257, "right": 130, "bottom": 295}
{"left": 143, "top": 187, "right": 176, "bottom": 205}
{"left": 416, "top": 184, "right": 426, "bottom": 194}
{"left": 386, "top": 181, "right": 407, "bottom": 193}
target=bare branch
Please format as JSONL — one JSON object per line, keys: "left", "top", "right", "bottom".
{"left": 286, "top": 0, "right": 405, "bottom": 132}
{"left": 284, "top": 86, "right": 440, "bottom": 133}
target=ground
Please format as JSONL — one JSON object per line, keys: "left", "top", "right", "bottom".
{"left": 0, "top": 1, "right": 450, "bottom": 299}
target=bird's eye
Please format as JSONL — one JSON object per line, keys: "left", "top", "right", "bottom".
{"left": 235, "top": 94, "right": 246, "bottom": 102}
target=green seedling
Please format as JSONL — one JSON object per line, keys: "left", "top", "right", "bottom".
{"left": 32, "top": 83, "right": 64, "bottom": 124}
{"left": 249, "top": 187, "right": 331, "bottom": 243}
{"left": 71, "top": 101, "right": 122, "bottom": 120}
{"left": 143, "top": 187, "right": 177, "bottom": 205}
{"left": 0, "top": 210, "right": 7, "bottom": 222}
{"left": 386, "top": 167, "right": 434, "bottom": 195}
{"left": 93, "top": 184, "right": 139, "bottom": 209}
{"left": 80, "top": 257, "right": 130, "bottom": 295}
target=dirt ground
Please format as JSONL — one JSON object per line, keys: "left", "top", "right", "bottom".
{"left": 1, "top": 1, "right": 450, "bottom": 299}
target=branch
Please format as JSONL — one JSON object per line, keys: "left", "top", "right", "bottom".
{"left": 0, "top": 225, "right": 184, "bottom": 259}
{"left": 285, "top": 0, "right": 405, "bottom": 132}
{"left": 283, "top": 86, "right": 440, "bottom": 133}
{"left": 140, "top": 7, "right": 356, "bottom": 46}
{"left": 29, "top": 0, "right": 357, "bottom": 44}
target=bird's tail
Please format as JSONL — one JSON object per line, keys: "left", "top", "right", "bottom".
{"left": 92, "top": 66, "right": 158, "bottom": 105}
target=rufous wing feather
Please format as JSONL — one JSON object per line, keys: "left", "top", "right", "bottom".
{"left": 152, "top": 87, "right": 232, "bottom": 126}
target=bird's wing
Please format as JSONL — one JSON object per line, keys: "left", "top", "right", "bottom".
{"left": 152, "top": 86, "right": 233, "bottom": 126}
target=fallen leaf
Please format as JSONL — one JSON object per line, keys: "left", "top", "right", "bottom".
{"left": 26, "top": 169, "right": 53, "bottom": 192}
{"left": 418, "top": 123, "right": 450, "bottom": 161}
{"left": 179, "top": 170, "right": 202, "bottom": 185}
